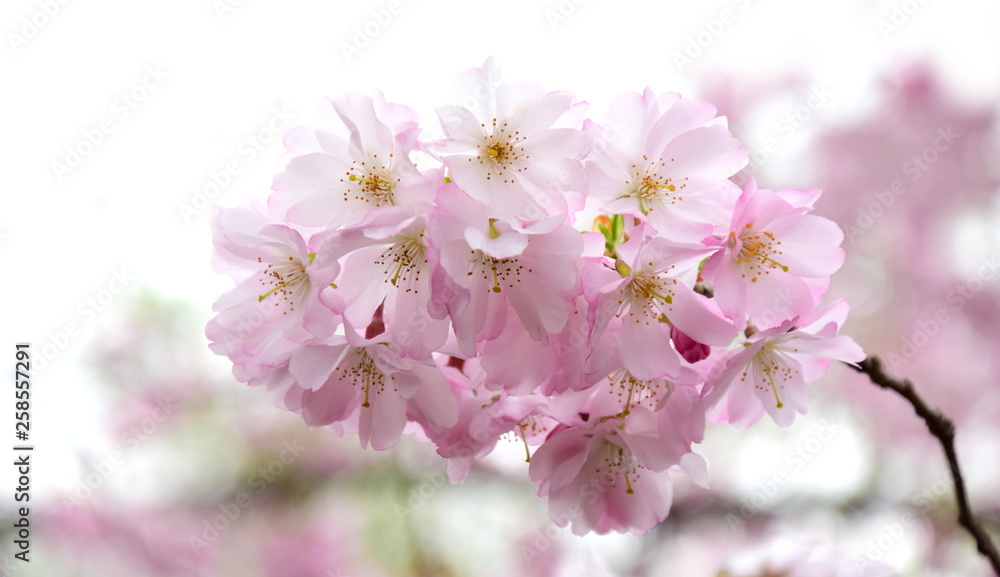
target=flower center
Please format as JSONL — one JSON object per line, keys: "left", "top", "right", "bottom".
{"left": 257, "top": 255, "right": 309, "bottom": 314}
{"left": 730, "top": 223, "right": 788, "bottom": 282}
{"left": 341, "top": 153, "right": 397, "bottom": 206}
{"left": 469, "top": 251, "right": 527, "bottom": 293}
{"left": 620, "top": 155, "right": 689, "bottom": 214}
{"left": 374, "top": 234, "right": 427, "bottom": 292}
{"left": 502, "top": 415, "right": 548, "bottom": 463}
{"left": 474, "top": 118, "right": 528, "bottom": 183}
{"left": 743, "top": 345, "right": 799, "bottom": 409}
{"left": 338, "top": 348, "right": 395, "bottom": 408}
{"left": 616, "top": 270, "right": 679, "bottom": 324}
{"left": 607, "top": 368, "right": 671, "bottom": 414}
{"left": 596, "top": 437, "right": 642, "bottom": 494}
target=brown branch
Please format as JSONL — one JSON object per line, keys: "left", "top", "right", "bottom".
{"left": 848, "top": 355, "right": 1000, "bottom": 575}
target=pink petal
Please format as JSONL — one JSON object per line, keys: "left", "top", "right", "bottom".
{"left": 618, "top": 321, "right": 680, "bottom": 380}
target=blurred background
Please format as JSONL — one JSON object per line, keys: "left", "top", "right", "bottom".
{"left": 2, "top": 0, "right": 999, "bottom": 575}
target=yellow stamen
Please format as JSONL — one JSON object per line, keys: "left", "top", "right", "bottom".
{"left": 762, "top": 255, "right": 790, "bottom": 272}
{"left": 519, "top": 425, "right": 531, "bottom": 463}
{"left": 765, "top": 369, "right": 784, "bottom": 409}
{"left": 259, "top": 280, "right": 294, "bottom": 302}
{"left": 491, "top": 266, "right": 502, "bottom": 293}
{"left": 389, "top": 260, "right": 406, "bottom": 286}
{"left": 624, "top": 380, "right": 637, "bottom": 415}
{"left": 649, "top": 288, "right": 672, "bottom": 304}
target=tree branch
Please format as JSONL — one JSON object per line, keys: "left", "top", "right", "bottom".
{"left": 848, "top": 355, "right": 1000, "bottom": 575}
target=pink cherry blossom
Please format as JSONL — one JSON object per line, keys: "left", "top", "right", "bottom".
{"left": 428, "top": 183, "right": 584, "bottom": 357}
{"left": 432, "top": 58, "right": 591, "bottom": 220}
{"left": 585, "top": 88, "right": 748, "bottom": 242}
{"left": 270, "top": 91, "right": 436, "bottom": 229}
{"left": 584, "top": 223, "right": 737, "bottom": 380}
{"left": 206, "top": 204, "right": 339, "bottom": 384}
{"left": 702, "top": 178, "right": 845, "bottom": 329}
{"left": 703, "top": 299, "right": 865, "bottom": 428}
{"left": 314, "top": 204, "right": 450, "bottom": 360}
{"left": 529, "top": 385, "right": 708, "bottom": 536}
{"left": 288, "top": 317, "right": 457, "bottom": 450}
{"left": 431, "top": 380, "right": 553, "bottom": 483}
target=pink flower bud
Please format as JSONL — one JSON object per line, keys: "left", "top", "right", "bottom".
{"left": 671, "top": 326, "right": 711, "bottom": 364}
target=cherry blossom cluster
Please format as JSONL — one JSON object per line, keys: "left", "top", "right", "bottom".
{"left": 207, "top": 58, "right": 864, "bottom": 536}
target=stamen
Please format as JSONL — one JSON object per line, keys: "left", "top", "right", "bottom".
{"left": 374, "top": 235, "right": 427, "bottom": 292}
{"left": 337, "top": 348, "right": 395, "bottom": 409}
{"left": 256, "top": 256, "right": 309, "bottom": 314}
{"left": 596, "top": 440, "right": 642, "bottom": 496}
{"left": 469, "top": 251, "right": 525, "bottom": 294}
{"left": 491, "top": 266, "right": 502, "bottom": 293}
{"left": 614, "top": 267, "right": 681, "bottom": 326}
{"left": 618, "top": 155, "right": 688, "bottom": 212}
{"left": 767, "top": 369, "right": 784, "bottom": 409}
{"left": 732, "top": 227, "right": 789, "bottom": 280}
{"left": 742, "top": 346, "right": 798, "bottom": 410}
{"left": 518, "top": 424, "right": 531, "bottom": 463}
{"left": 472, "top": 119, "right": 529, "bottom": 184}
{"left": 341, "top": 159, "right": 398, "bottom": 207}
{"left": 258, "top": 279, "right": 294, "bottom": 302}
{"left": 607, "top": 368, "right": 669, "bottom": 412}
